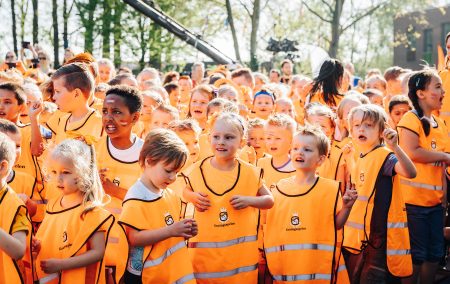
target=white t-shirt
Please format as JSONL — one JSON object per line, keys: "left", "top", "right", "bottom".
{"left": 108, "top": 134, "right": 143, "bottom": 163}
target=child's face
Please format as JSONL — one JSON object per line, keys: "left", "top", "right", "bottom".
{"left": 98, "top": 64, "right": 113, "bottom": 83}
{"left": 178, "top": 79, "right": 192, "bottom": 103}
{"left": 52, "top": 77, "right": 79, "bottom": 112}
{"left": 141, "top": 96, "right": 160, "bottom": 122}
{"left": 389, "top": 103, "right": 410, "bottom": 126}
{"left": 387, "top": 78, "right": 402, "bottom": 96}
{"left": 143, "top": 159, "right": 180, "bottom": 189}
{"left": 420, "top": 75, "right": 445, "bottom": 111}
{"left": 275, "top": 101, "right": 295, "bottom": 119}
{"left": 253, "top": 95, "right": 274, "bottom": 119}
{"left": 366, "top": 79, "right": 386, "bottom": 94}
{"left": 291, "top": 134, "right": 325, "bottom": 171}
{"left": 22, "top": 90, "right": 41, "bottom": 117}
{"left": 48, "top": 156, "right": 81, "bottom": 196}
{"left": 0, "top": 89, "right": 23, "bottom": 122}
{"left": 339, "top": 100, "right": 361, "bottom": 132}
{"left": 265, "top": 125, "right": 292, "bottom": 157}
{"left": 169, "top": 88, "right": 180, "bottom": 107}
{"left": 150, "top": 110, "right": 174, "bottom": 130}
{"left": 350, "top": 110, "right": 382, "bottom": 149}
{"left": 222, "top": 92, "right": 239, "bottom": 104}
{"left": 209, "top": 119, "right": 243, "bottom": 160}
{"left": 307, "top": 115, "right": 334, "bottom": 140}
{"left": 369, "top": 95, "right": 383, "bottom": 107}
{"left": 177, "top": 130, "right": 200, "bottom": 165}
{"left": 102, "top": 94, "right": 138, "bottom": 139}
{"left": 248, "top": 127, "right": 266, "bottom": 157}
{"left": 190, "top": 91, "right": 209, "bottom": 121}
{"left": 5, "top": 131, "right": 21, "bottom": 164}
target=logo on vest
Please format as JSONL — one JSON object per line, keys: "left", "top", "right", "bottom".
{"left": 431, "top": 139, "right": 436, "bottom": 150}
{"left": 59, "top": 231, "right": 72, "bottom": 251}
{"left": 63, "top": 231, "right": 68, "bottom": 243}
{"left": 214, "top": 208, "right": 235, "bottom": 227}
{"left": 360, "top": 172, "right": 365, "bottom": 182}
{"left": 164, "top": 212, "right": 174, "bottom": 226}
{"left": 286, "top": 212, "right": 306, "bottom": 231}
{"left": 112, "top": 177, "right": 120, "bottom": 187}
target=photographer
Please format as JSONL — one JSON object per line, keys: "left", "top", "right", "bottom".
{"left": 0, "top": 51, "right": 26, "bottom": 74}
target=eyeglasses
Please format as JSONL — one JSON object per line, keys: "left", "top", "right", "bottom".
{"left": 38, "top": 57, "right": 47, "bottom": 60}
{"left": 5, "top": 56, "right": 14, "bottom": 59}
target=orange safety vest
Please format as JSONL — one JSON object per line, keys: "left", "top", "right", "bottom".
{"left": 256, "top": 156, "right": 295, "bottom": 188}
{"left": 439, "top": 65, "right": 450, "bottom": 137}
{"left": 308, "top": 92, "right": 344, "bottom": 110}
{"left": 343, "top": 146, "right": 412, "bottom": 277}
{"left": 317, "top": 140, "right": 344, "bottom": 180}
{"left": 35, "top": 196, "right": 114, "bottom": 284}
{"left": 95, "top": 135, "right": 140, "bottom": 279}
{"left": 264, "top": 176, "right": 349, "bottom": 283}
{"left": 397, "top": 111, "right": 448, "bottom": 207}
{"left": 54, "top": 110, "right": 103, "bottom": 145}
{"left": 185, "top": 158, "right": 261, "bottom": 283}
{"left": 0, "top": 187, "right": 33, "bottom": 284}
{"left": 118, "top": 187, "right": 195, "bottom": 284}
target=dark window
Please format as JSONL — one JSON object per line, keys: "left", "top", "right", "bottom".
{"left": 423, "top": 29, "right": 433, "bottom": 64}
{"left": 442, "top": 22, "right": 450, "bottom": 46}
{"left": 407, "top": 29, "right": 417, "bottom": 62}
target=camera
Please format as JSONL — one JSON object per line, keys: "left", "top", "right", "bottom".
{"left": 6, "top": 62, "right": 17, "bottom": 69}
{"left": 22, "top": 41, "right": 31, "bottom": 49}
{"left": 31, "top": 58, "right": 40, "bottom": 69}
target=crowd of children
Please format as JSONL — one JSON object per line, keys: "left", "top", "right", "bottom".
{"left": 0, "top": 31, "right": 449, "bottom": 284}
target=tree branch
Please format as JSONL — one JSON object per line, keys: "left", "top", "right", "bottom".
{"left": 302, "top": 0, "right": 332, "bottom": 23}
{"left": 237, "top": 0, "right": 252, "bottom": 17}
{"left": 319, "top": 0, "right": 333, "bottom": 15}
{"left": 341, "top": 1, "right": 386, "bottom": 33}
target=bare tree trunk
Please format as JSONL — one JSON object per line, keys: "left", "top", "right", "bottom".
{"left": 113, "top": 0, "right": 125, "bottom": 67}
{"left": 19, "top": 0, "right": 28, "bottom": 43}
{"left": 329, "top": 0, "right": 344, "bottom": 58}
{"left": 84, "top": 0, "right": 97, "bottom": 53}
{"left": 102, "top": 0, "right": 112, "bottom": 58}
{"left": 10, "top": 0, "right": 18, "bottom": 54}
{"left": 63, "top": 0, "right": 69, "bottom": 48}
{"left": 52, "top": 0, "right": 59, "bottom": 68}
{"left": 32, "top": 0, "right": 38, "bottom": 43}
{"left": 225, "top": 0, "right": 241, "bottom": 63}
{"left": 250, "top": 0, "right": 261, "bottom": 71}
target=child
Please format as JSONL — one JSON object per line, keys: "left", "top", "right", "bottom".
{"left": 0, "top": 119, "right": 37, "bottom": 218}
{"left": 164, "top": 82, "right": 180, "bottom": 108}
{"left": 96, "top": 85, "right": 143, "bottom": 282}
{"left": 133, "top": 90, "right": 163, "bottom": 139}
{"left": 363, "top": 88, "right": 384, "bottom": 107}
{"left": 119, "top": 129, "right": 197, "bottom": 283}
{"left": 275, "top": 97, "right": 296, "bottom": 120}
{"left": 183, "top": 112, "right": 274, "bottom": 283}
{"left": 34, "top": 139, "right": 114, "bottom": 283}
{"left": 365, "top": 74, "right": 387, "bottom": 96}
{"left": 248, "top": 118, "right": 269, "bottom": 161}
{"left": 149, "top": 104, "right": 179, "bottom": 131}
{"left": 388, "top": 95, "right": 412, "bottom": 128}
{"left": 97, "top": 58, "right": 116, "bottom": 84}
{"left": 0, "top": 132, "right": 32, "bottom": 283}
{"left": 335, "top": 95, "right": 365, "bottom": 143}
{"left": 343, "top": 104, "right": 416, "bottom": 282}
{"left": 258, "top": 114, "right": 296, "bottom": 188}
{"left": 264, "top": 125, "right": 356, "bottom": 283}
{"left": 218, "top": 85, "right": 239, "bottom": 104}
{"left": 188, "top": 85, "right": 215, "bottom": 130}
{"left": 397, "top": 70, "right": 450, "bottom": 283}
{"left": 253, "top": 89, "right": 275, "bottom": 120}
{"left": 49, "top": 63, "right": 103, "bottom": 144}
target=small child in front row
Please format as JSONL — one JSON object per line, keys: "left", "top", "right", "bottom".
{"left": 264, "top": 125, "right": 357, "bottom": 283}
{"left": 343, "top": 104, "right": 416, "bottom": 283}
{"left": 183, "top": 112, "right": 274, "bottom": 283}
{"left": 34, "top": 139, "right": 114, "bottom": 284}
{"left": 0, "top": 133, "right": 32, "bottom": 283}
{"left": 119, "top": 129, "right": 197, "bottom": 284}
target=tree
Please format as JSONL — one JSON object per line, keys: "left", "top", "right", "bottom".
{"left": 18, "top": 0, "right": 29, "bottom": 43}
{"left": 102, "top": 0, "right": 112, "bottom": 58}
{"left": 112, "top": 0, "right": 126, "bottom": 67}
{"left": 31, "top": 0, "right": 38, "bottom": 43}
{"left": 75, "top": 0, "right": 98, "bottom": 53}
{"left": 10, "top": 0, "right": 18, "bottom": 54}
{"left": 239, "top": 0, "right": 263, "bottom": 70}
{"left": 52, "top": 0, "right": 59, "bottom": 67}
{"left": 225, "top": 0, "right": 242, "bottom": 63}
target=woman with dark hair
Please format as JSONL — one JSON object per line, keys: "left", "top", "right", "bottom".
{"left": 306, "top": 58, "right": 345, "bottom": 109}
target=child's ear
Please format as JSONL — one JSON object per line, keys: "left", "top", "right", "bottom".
{"left": 131, "top": 112, "right": 140, "bottom": 124}
{"left": 240, "top": 138, "right": 246, "bottom": 149}
{"left": 0, "top": 160, "right": 9, "bottom": 177}
{"left": 416, "top": 90, "right": 425, "bottom": 99}
{"left": 316, "top": 154, "right": 327, "bottom": 167}
{"left": 18, "top": 103, "right": 26, "bottom": 113}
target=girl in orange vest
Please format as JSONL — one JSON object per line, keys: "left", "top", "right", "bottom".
{"left": 397, "top": 70, "right": 450, "bottom": 284}
{"left": 183, "top": 112, "right": 274, "bottom": 284}
{"left": 0, "top": 132, "right": 32, "bottom": 284}
{"left": 33, "top": 139, "right": 114, "bottom": 284}
{"left": 119, "top": 129, "right": 197, "bottom": 284}
{"left": 344, "top": 104, "right": 416, "bottom": 283}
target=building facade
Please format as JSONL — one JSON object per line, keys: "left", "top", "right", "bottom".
{"left": 394, "top": 5, "right": 450, "bottom": 70}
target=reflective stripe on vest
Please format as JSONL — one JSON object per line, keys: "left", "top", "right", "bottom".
{"left": 272, "top": 264, "right": 347, "bottom": 282}
{"left": 346, "top": 221, "right": 364, "bottom": 230}
{"left": 387, "top": 249, "right": 411, "bottom": 256}
{"left": 440, "top": 111, "right": 450, "bottom": 116}
{"left": 265, "top": 243, "right": 334, "bottom": 254}
{"left": 357, "top": 195, "right": 369, "bottom": 202}
{"left": 387, "top": 222, "right": 408, "bottom": 229}
{"left": 194, "top": 263, "right": 258, "bottom": 279}
{"left": 174, "top": 273, "right": 196, "bottom": 284}
{"left": 39, "top": 273, "right": 59, "bottom": 283}
{"left": 188, "top": 235, "right": 257, "bottom": 249}
{"left": 144, "top": 241, "right": 185, "bottom": 268}
{"left": 400, "top": 179, "right": 443, "bottom": 191}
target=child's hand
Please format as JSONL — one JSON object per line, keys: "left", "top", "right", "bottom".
{"left": 190, "top": 220, "right": 198, "bottom": 237}
{"left": 383, "top": 125, "right": 398, "bottom": 149}
{"left": 247, "top": 146, "right": 256, "bottom": 165}
{"left": 32, "top": 237, "right": 41, "bottom": 256}
{"left": 28, "top": 100, "right": 43, "bottom": 119}
{"left": 191, "top": 192, "right": 210, "bottom": 212}
{"left": 40, "top": 258, "right": 62, "bottom": 274}
{"left": 343, "top": 183, "right": 358, "bottom": 209}
{"left": 98, "top": 168, "right": 109, "bottom": 184}
{"left": 230, "top": 195, "right": 251, "bottom": 210}
{"left": 169, "top": 219, "right": 196, "bottom": 238}
{"left": 342, "top": 142, "right": 355, "bottom": 162}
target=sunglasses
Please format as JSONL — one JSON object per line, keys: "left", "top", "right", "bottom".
{"left": 38, "top": 57, "right": 47, "bottom": 60}
{"left": 5, "top": 56, "right": 14, "bottom": 59}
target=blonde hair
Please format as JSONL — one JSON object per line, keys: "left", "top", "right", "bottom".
{"left": 48, "top": 139, "right": 106, "bottom": 217}
{"left": 265, "top": 113, "right": 296, "bottom": 134}
{"left": 336, "top": 95, "right": 365, "bottom": 119}
{"left": 248, "top": 118, "right": 265, "bottom": 131}
{"left": 153, "top": 104, "right": 179, "bottom": 120}
{"left": 169, "top": 119, "right": 202, "bottom": 137}
{"left": 295, "top": 124, "right": 330, "bottom": 157}
{"left": 139, "top": 129, "right": 188, "bottom": 170}
{"left": 0, "top": 132, "right": 16, "bottom": 172}
{"left": 210, "top": 111, "right": 247, "bottom": 141}
{"left": 348, "top": 104, "right": 387, "bottom": 133}
{"left": 305, "top": 103, "right": 336, "bottom": 129}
